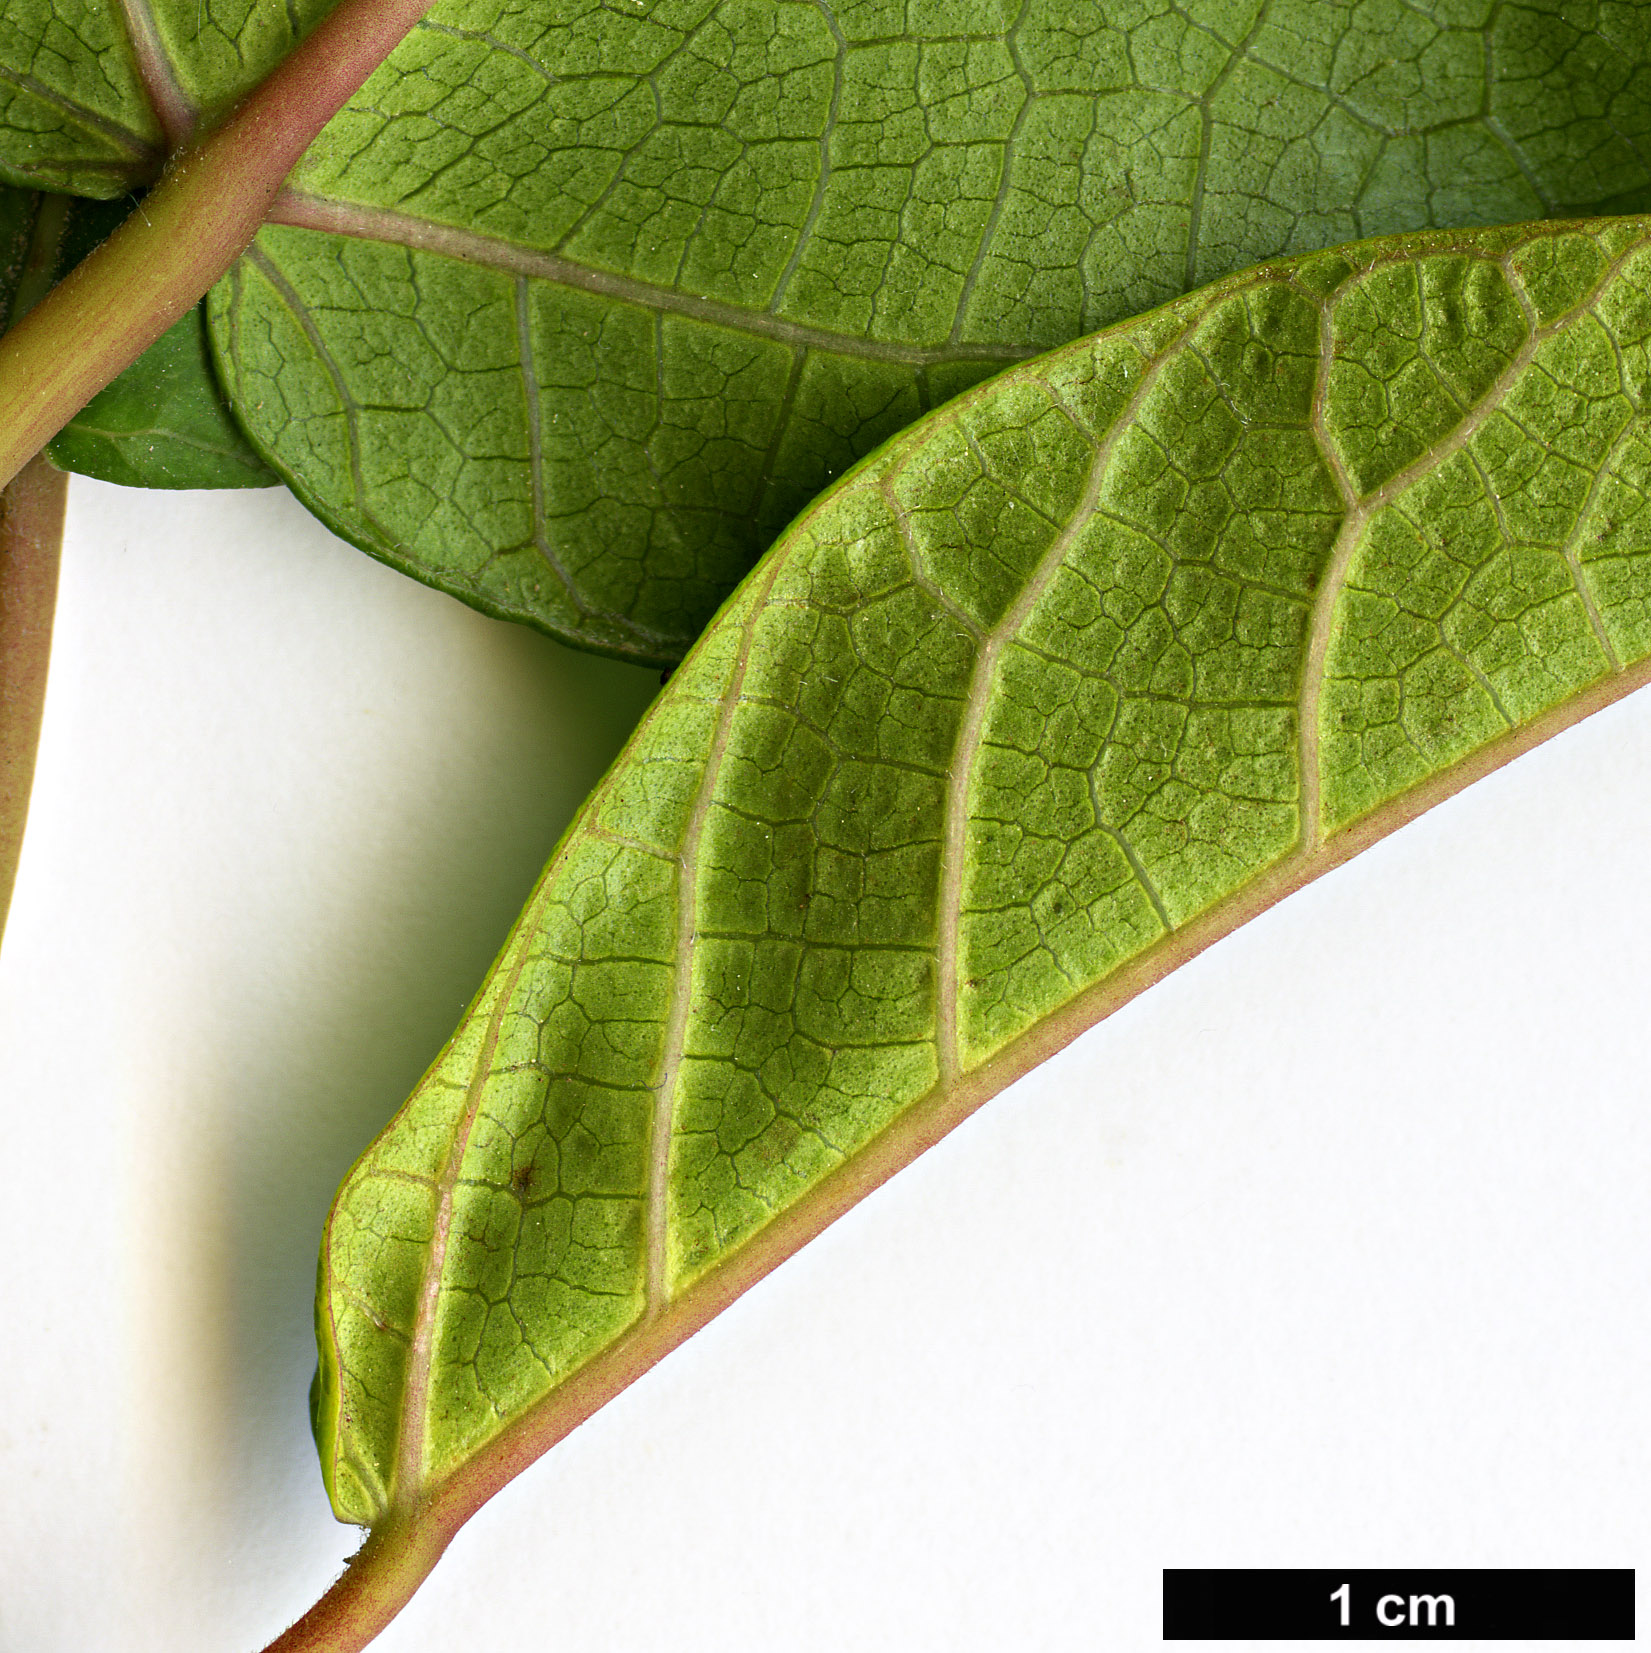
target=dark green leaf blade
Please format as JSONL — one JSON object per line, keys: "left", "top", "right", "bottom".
{"left": 212, "top": 0, "right": 1651, "bottom": 664}
{"left": 11, "top": 192, "right": 279, "bottom": 488}
{"left": 310, "top": 216, "right": 1651, "bottom": 1540}
{"left": 46, "top": 303, "right": 277, "bottom": 487}
{"left": 0, "top": 182, "right": 38, "bottom": 328}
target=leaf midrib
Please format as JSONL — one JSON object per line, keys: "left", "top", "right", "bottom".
{"left": 112, "top": 0, "right": 194, "bottom": 150}
{"left": 6, "top": 0, "right": 199, "bottom": 173}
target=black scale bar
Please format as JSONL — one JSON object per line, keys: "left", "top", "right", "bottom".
{"left": 1163, "top": 1569, "right": 1634, "bottom": 1640}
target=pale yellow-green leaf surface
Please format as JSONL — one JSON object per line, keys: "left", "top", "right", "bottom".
{"left": 314, "top": 216, "right": 1651, "bottom": 1526}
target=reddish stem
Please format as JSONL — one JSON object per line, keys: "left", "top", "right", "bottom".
{"left": 262, "top": 1516, "right": 453, "bottom": 1653}
{"left": 0, "top": 0, "right": 437, "bottom": 491}
{"left": 0, "top": 455, "right": 67, "bottom": 941}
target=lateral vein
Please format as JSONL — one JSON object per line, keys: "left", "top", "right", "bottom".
{"left": 0, "top": 64, "right": 159, "bottom": 162}
{"left": 931, "top": 342, "right": 1180, "bottom": 1081}
{"left": 1295, "top": 237, "right": 1648, "bottom": 849}
{"left": 268, "top": 191, "right": 1038, "bottom": 369}
{"left": 644, "top": 556, "right": 790, "bottom": 1314}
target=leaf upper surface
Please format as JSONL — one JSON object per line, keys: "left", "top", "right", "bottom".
{"left": 0, "top": 184, "right": 276, "bottom": 488}
{"left": 46, "top": 303, "right": 278, "bottom": 487}
{"left": 37, "top": 192, "right": 277, "bottom": 487}
{"left": 314, "top": 215, "right": 1651, "bottom": 1527}
{"left": 207, "top": 0, "right": 1651, "bottom": 663}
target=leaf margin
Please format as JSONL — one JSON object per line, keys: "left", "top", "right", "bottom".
{"left": 274, "top": 210, "right": 1651, "bottom": 1649}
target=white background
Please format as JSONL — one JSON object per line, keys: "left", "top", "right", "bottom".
{"left": 0, "top": 478, "right": 1644, "bottom": 1651}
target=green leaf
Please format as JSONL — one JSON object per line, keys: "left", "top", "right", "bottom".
{"left": 0, "top": 183, "right": 38, "bottom": 328}
{"left": 0, "top": 0, "right": 340, "bottom": 196}
{"left": 46, "top": 303, "right": 278, "bottom": 486}
{"left": 0, "top": 2, "right": 163, "bottom": 195}
{"left": 0, "top": 182, "right": 277, "bottom": 487}
{"left": 207, "top": 0, "right": 1651, "bottom": 664}
{"left": 311, "top": 215, "right": 1651, "bottom": 1541}
{"left": 0, "top": 188, "right": 88, "bottom": 335}
{"left": 41, "top": 195, "right": 275, "bottom": 488}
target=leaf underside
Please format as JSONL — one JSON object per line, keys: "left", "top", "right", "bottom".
{"left": 315, "top": 215, "right": 1651, "bottom": 1528}
{"left": 6, "top": 3, "right": 1650, "bottom": 654}
{"left": 0, "top": 0, "right": 339, "bottom": 196}
{"left": 0, "top": 0, "right": 330, "bottom": 489}
{"left": 203, "top": 0, "right": 1651, "bottom": 664}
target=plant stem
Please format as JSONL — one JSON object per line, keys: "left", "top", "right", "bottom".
{"left": 0, "top": 0, "right": 437, "bottom": 493}
{"left": 261, "top": 1515, "right": 454, "bottom": 1653}
{"left": 0, "top": 454, "right": 67, "bottom": 942}
{"left": 0, "top": 190, "right": 76, "bottom": 947}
